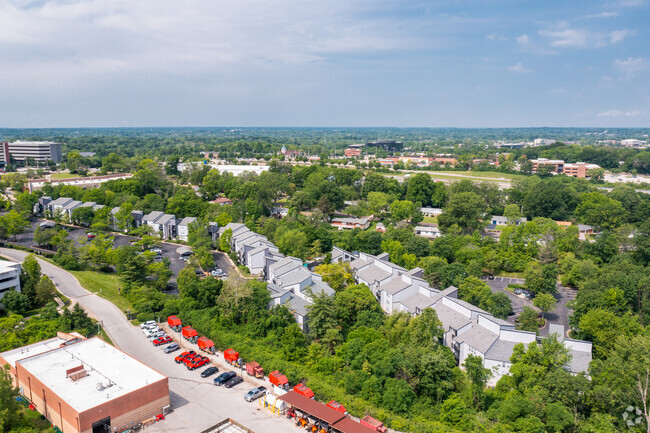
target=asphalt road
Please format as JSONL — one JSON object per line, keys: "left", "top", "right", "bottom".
{"left": 0, "top": 248, "right": 289, "bottom": 433}
{"left": 481, "top": 276, "right": 573, "bottom": 337}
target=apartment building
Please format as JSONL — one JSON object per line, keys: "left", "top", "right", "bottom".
{"left": 142, "top": 212, "right": 177, "bottom": 239}
{"left": 0, "top": 261, "right": 21, "bottom": 300}
{"left": 332, "top": 247, "right": 592, "bottom": 386}
{"left": 177, "top": 217, "right": 197, "bottom": 242}
{"left": 7, "top": 140, "right": 63, "bottom": 163}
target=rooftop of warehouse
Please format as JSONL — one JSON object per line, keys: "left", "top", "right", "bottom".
{"left": 16, "top": 337, "right": 166, "bottom": 413}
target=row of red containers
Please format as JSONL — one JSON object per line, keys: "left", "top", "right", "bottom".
{"left": 167, "top": 317, "right": 386, "bottom": 432}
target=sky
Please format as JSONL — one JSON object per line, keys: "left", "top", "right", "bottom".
{"left": 0, "top": 0, "right": 649, "bottom": 128}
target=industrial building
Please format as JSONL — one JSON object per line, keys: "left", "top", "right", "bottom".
{"left": 0, "top": 335, "right": 170, "bottom": 433}
{"left": 5, "top": 140, "right": 63, "bottom": 163}
{"left": 0, "top": 260, "right": 21, "bottom": 300}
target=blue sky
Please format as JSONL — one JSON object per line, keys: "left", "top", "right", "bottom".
{"left": 0, "top": 0, "right": 648, "bottom": 127}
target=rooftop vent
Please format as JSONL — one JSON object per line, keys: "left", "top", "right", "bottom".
{"left": 66, "top": 365, "right": 87, "bottom": 382}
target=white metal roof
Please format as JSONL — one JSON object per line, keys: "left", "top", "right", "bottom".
{"left": 17, "top": 338, "right": 166, "bottom": 413}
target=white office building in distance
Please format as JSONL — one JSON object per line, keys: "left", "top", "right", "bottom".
{"left": 7, "top": 140, "right": 63, "bottom": 163}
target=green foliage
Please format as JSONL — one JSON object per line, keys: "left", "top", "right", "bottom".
{"left": 438, "top": 192, "right": 487, "bottom": 234}
{"left": 516, "top": 307, "right": 539, "bottom": 333}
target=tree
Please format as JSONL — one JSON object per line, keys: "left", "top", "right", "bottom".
{"left": 0, "top": 211, "right": 30, "bottom": 241}
{"left": 0, "top": 364, "right": 22, "bottom": 433}
{"left": 20, "top": 255, "right": 41, "bottom": 307}
{"left": 276, "top": 228, "right": 308, "bottom": 259}
{"left": 409, "top": 308, "right": 443, "bottom": 346}
{"left": 489, "top": 292, "right": 513, "bottom": 320}
{"left": 524, "top": 261, "right": 558, "bottom": 294}
{"left": 115, "top": 203, "right": 135, "bottom": 232}
{"left": 438, "top": 192, "right": 487, "bottom": 234}
{"left": 147, "top": 262, "right": 173, "bottom": 290}
{"left": 218, "top": 228, "right": 232, "bottom": 253}
{"left": 406, "top": 173, "right": 434, "bottom": 206}
{"left": 575, "top": 192, "right": 627, "bottom": 231}
{"left": 34, "top": 276, "right": 57, "bottom": 307}
{"left": 382, "top": 378, "right": 416, "bottom": 414}
{"left": 516, "top": 307, "right": 539, "bottom": 333}
{"left": 390, "top": 200, "right": 417, "bottom": 221}
{"left": 314, "top": 263, "right": 354, "bottom": 292}
{"left": 533, "top": 293, "right": 557, "bottom": 321}
{"left": 281, "top": 323, "right": 307, "bottom": 361}
{"left": 503, "top": 203, "right": 522, "bottom": 225}
{"left": 459, "top": 276, "right": 492, "bottom": 309}
{"left": 335, "top": 284, "right": 382, "bottom": 332}
{"left": 1, "top": 290, "right": 30, "bottom": 315}
{"left": 367, "top": 191, "right": 389, "bottom": 214}
{"left": 306, "top": 292, "right": 338, "bottom": 340}
{"left": 463, "top": 354, "right": 492, "bottom": 407}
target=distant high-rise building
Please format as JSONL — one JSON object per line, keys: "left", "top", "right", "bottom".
{"left": 0, "top": 141, "right": 9, "bottom": 165}
{"left": 7, "top": 140, "right": 63, "bottom": 163}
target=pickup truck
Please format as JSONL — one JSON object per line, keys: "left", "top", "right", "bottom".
{"left": 153, "top": 336, "right": 173, "bottom": 346}
{"left": 174, "top": 351, "right": 196, "bottom": 364}
{"left": 187, "top": 356, "right": 210, "bottom": 370}
{"left": 244, "top": 386, "right": 267, "bottom": 402}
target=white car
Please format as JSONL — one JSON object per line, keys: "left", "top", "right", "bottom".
{"left": 140, "top": 320, "right": 156, "bottom": 329}
{"left": 148, "top": 331, "right": 166, "bottom": 340}
{"left": 143, "top": 326, "right": 161, "bottom": 336}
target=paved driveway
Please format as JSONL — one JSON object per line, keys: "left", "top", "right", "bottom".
{"left": 0, "top": 248, "right": 293, "bottom": 433}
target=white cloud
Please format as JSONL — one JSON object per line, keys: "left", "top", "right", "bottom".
{"left": 614, "top": 57, "right": 650, "bottom": 79}
{"left": 582, "top": 11, "right": 619, "bottom": 19}
{"left": 487, "top": 33, "right": 506, "bottom": 41}
{"left": 516, "top": 34, "right": 530, "bottom": 45}
{"left": 597, "top": 109, "right": 642, "bottom": 117}
{"left": 609, "top": 29, "right": 630, "bottom": 44}
{"left": 506, "top": 62, "right": 531, "bottom": 73}
{"left": 540, "top": 22, "right": 631, "bottom": 48}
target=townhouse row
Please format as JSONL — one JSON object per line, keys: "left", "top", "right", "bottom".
{"left": 330, "top": 247, "right": 592, "bottom": 386}
{"left": 34, "top": 196, "right": 215, "bottom": 242}
{"left": 217, "top": 223, "right": 335, "bottom": 330}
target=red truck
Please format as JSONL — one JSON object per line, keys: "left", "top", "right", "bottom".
{"left": 224, "top": 348, "right": 239, "bottom": 365}
{"left": 269, "top": 371, "right": 289, "bottom": 390}
{"left": 327, "top": 400, "right": 347, "bottom": 414}
{"left": 187, "top": 355, "right": 210, "bottom": 370}
{"left": 181, "top": 326, "right": 198, "bottom": 343}
{"left": 197, "top": 337, "right": 216, "bottom": 354}
{"left": 360, "top": 416, "right": 387, "bottom": 433}
{"left": 153, "top": 336, "right": 173, "bottom": 346}
{"left": 293, "top": 383, "right": 314, "bottom": 399}
{"left": 167, "top": 316, "right": 182, "bottom": 332}
{"left": 174, "top": 351, "right": 196, "bottom": 364}
{"left": 245, "top": 361, "right": 264, "bottom": 378}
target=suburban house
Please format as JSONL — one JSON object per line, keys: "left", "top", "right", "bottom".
{"left": 211, "top": 197, "right": 233, "bottom": 206}
{"left": 490, "top": 215, "right": 528, "bottom": 226}
{"left": 414, "top": 225, "right": 441, "bottom": 239}
{"left": 376, "top": 222, "right": 386, "bottom": 233}
{"left": 271, "top": 206, "right": 289, "bottom": 218}
{"left": 331, "top": 216, "right": 372, "bottom": 230}
{"left": 420, "top": 207, "right": 443, "bottom": 217}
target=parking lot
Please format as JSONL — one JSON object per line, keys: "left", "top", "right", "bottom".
{"left": 136, "top": 323, "right": 292, "bottom": 433}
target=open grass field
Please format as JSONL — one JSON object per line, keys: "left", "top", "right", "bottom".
{"left": 49, "top": 172, "right": 82, "bottom": 180}
{"left": 69, "top": 270, "right": 131, "bottom": 312}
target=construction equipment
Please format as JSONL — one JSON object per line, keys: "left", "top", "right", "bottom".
{"left": 245, "top": 361, "right": 264, "bottom": 378}
{"left": 269, "top": 370, "right": 289, "bottom": 390}
{"left": 293, "top": 383, "right": 314, "bottom": 399}
{"left": 181, "top": 326, "right": 198, "bottom": 343}
{"left": 197, "top": 337, "right": 216, "bottom": 354}
{"left": 167, "top": 316, "right": 182, "bottom": 332}
{"left": 223, "top": 348, "right": 239, "bottom": 365}
{"left": 360, "top": 415, "right": 388, "bottom": 432}
{"left": 327, "top": 400, "right": 347, "bottom": 414}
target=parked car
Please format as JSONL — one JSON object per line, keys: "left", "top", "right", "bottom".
{"left": 488, "top": 275, "right": 495, "bottom": 280}
{"left": 214, "top": 371, "right": 237, "bottom": 386}
{"left": 201, "top": 366, "right": 219, "bottom": 378}
{"left": 164, "top": 343, "right": 180, "bottom": 354}
{"left": 187, "top": 356, "right": 210, "bottom": 370}
{"left": 86, "top": 232, "right": 96, "bottom": 239}
{"left": 140, "top": 321, "right": 156, "bottom": 329}
{"left": 153, "top": 336, "right": 173, "bottom": 346}
{"left": 195, "top": 269, "right": 204, "bottom": 276}
{"left": 211, "top": 269, "right": 226, "bottom": 277}
{"left": 147, "top": 331, "right": 165, "bottom": 340}
{"left": 244, "top": 386, "right": 267, "bottom": 402}
{"left": 224, "top": 376, "right": 244, "bottom": 389}
{"left": 175, "top": 351, "right": 196, "bottom": 363}
{"left": 151, "top": 247, "right": 163, "bottom": 254}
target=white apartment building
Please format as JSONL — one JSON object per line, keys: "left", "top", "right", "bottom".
{"left": 0, "top": 261, "right": 21, "bottom": 300}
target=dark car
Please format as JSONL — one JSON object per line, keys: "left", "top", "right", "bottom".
{"left": 488, "top": 275, "right": 495, "bottom": 280}
{"left": 244, "top": 386, "right": 267, "bottom": 402}
{"left": 164, "top": 343, "right": 180, "bottom": 354}
{"left": 214, "top": 371, "right": 237, "bottom": 386}
{"left": 224, "top": 376, "right": 244, "bottom": 389}
{"left": 201, "top": 366, "right": 219, "bottom": 378}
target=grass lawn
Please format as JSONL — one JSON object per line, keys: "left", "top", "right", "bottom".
{"left": 49, "top": 172, "right": 82, "bottom": 180}
{"left": 69, "top": 270, "right": 132, "bottom": 312}
{"left": 497, "top": 271, "right": 526, "bottom": 279}
{"left": 421, "top": 216, "right": 437, "bottom": 224}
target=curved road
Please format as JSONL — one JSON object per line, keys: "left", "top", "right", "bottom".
{"left": 1, "top": 249, "right": 292, "bottom": 433}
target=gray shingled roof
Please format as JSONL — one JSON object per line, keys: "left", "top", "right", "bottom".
{"left": 399, "top": 293, "right": 436, "bottom": 313}
{"left": 278, "top": 268, "right": 311, "bottom": 286}
{"left": 48, "top": 197, "right": 73, "bottom": 207}
{"left": 567, "top": 345, "right": 592, "bottom": 374}
{"left": 142, "top": 211, "right": 164, "bottom": 222}
{"left": 456, "top": 325, "right": 499, "bottom": 354}
{"left": 379, "top": 277, "right": 411, "bottom": 295}
{"left": 433, "top": 303, "right": 472, "bottom": 332}
{"left": 178, "top": 217, "right": 196, "bottom": 227}
{"left": 62, "top": 200, "right": 82, "bottom": 210}
{"left": 156, "top": 214, "right": 175, "bottom": 225}
{"left": 284, "top": 295, "right": 311, "bottom": 317}
{"left": 484, "top": 339, "right": 522, "bottom": 363}
{"left": 357, "top": 265, "right": 391, "bottom": 285}
{"left": 307, "top": 280, "right": 335, "bottom": 297}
